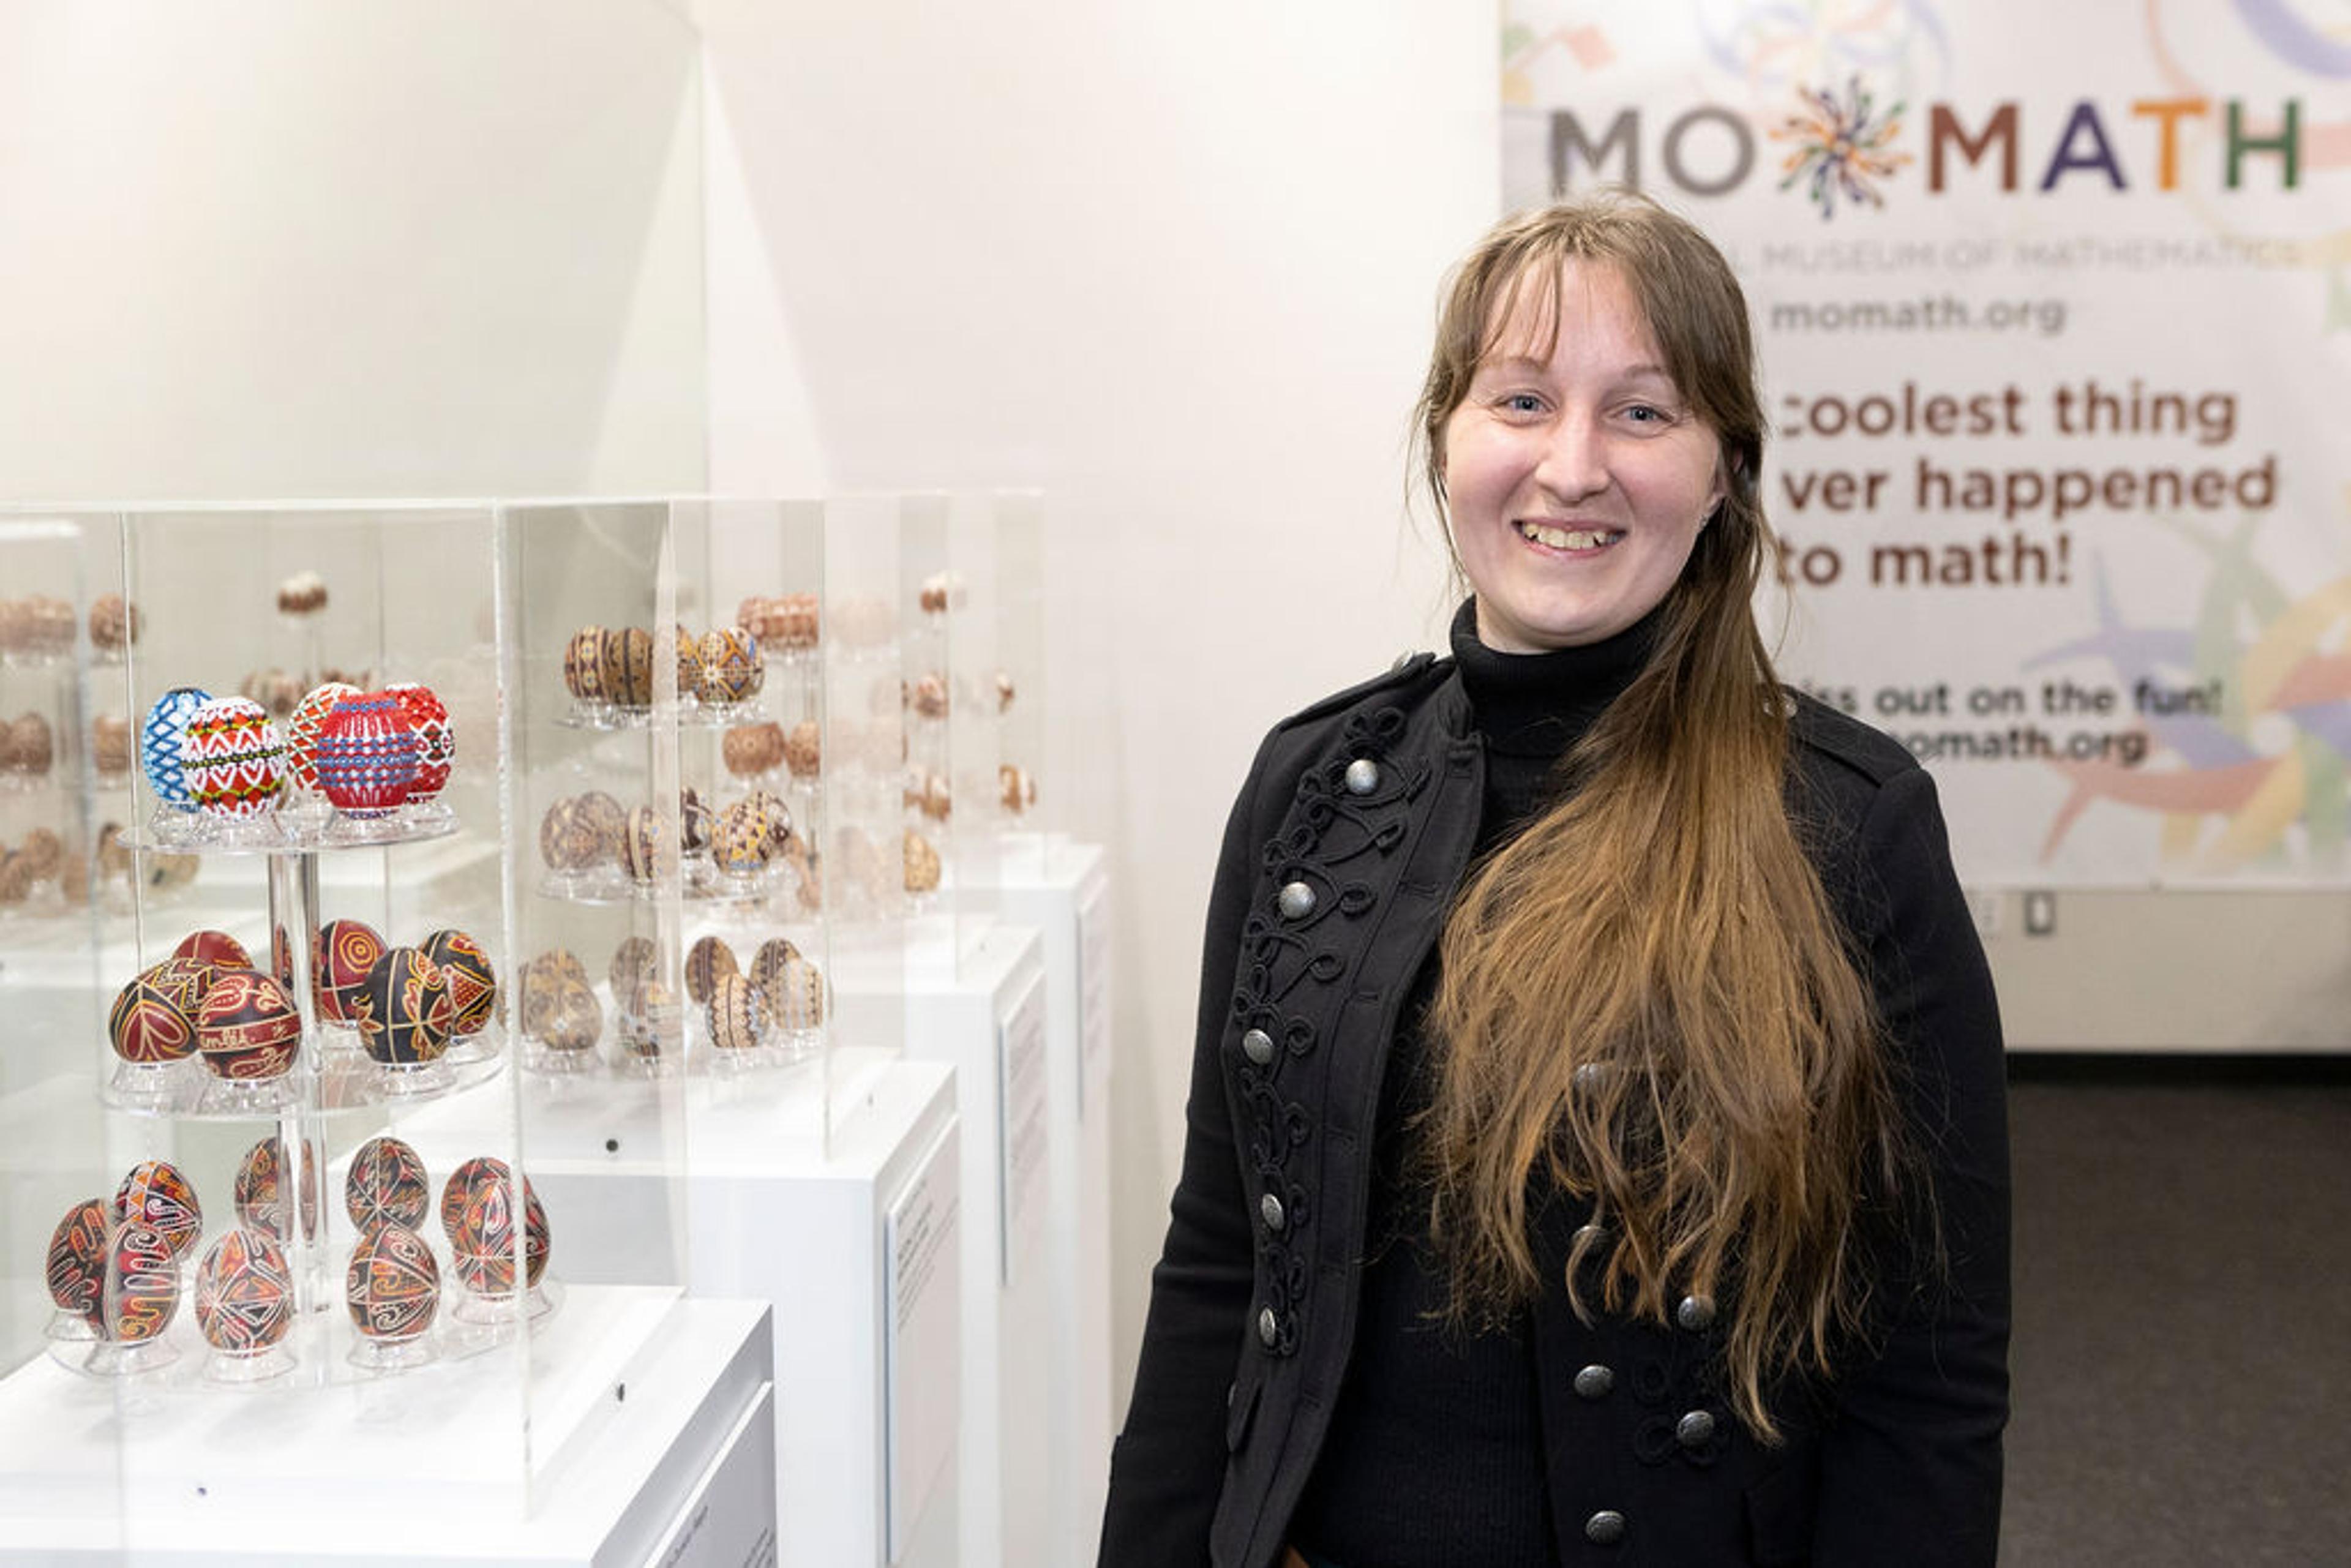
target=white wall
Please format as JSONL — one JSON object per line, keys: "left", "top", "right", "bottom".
{"left": 691, "top": 0, "right": 1502, "bottom": 1420}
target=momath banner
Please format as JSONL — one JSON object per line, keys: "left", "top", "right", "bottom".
{"left": 1501, "top": 0, "right": 2351, "bottom": 887}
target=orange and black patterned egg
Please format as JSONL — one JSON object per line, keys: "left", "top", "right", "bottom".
{"left": 113, "top": 1159, "right": 203, "bottom": 1259}
{"left": 621, "top": 804, "right": 672, "bottom": 884}
{"left": 174, "top": 928, "right": 252, "bottom": 970}
{"left": 314, "top": 917, "right": 386, "bottom": 1025}
{"left": 45, "top": 1198, "right": 109, "bottom": 1329}
{"left": 600, "top": 625, "right": 656, "bottom": 709}
{"left": 562, "top": 626, "right": 607, "bottom": 701}
{"left": 346, "top": 1221, "right": 438, "bottom": 1343}
{"left": 696, "top": 626, "right": 764, "bottom": 703}
{"left": 685, "top": 934, "right": 738, "bottom": 1003}
{"left": 193, "top": 1228, "right": 293, "bottom": 1355}
{"left": 345, "top": 1134, "right": 430, "bottom": 1234}
{"left": 421, "top": 929, "right": 497, "bottom": 1038}
{"left": 233, "top": 1135, "right": 320, "bottom": 1242}
{"left": 609, "top": 935, "right": 658, "bottom": 996}
{"left": 439, "top": 1155, "right": 513, "bottom": 1243}
{"left": 449, "top": 1171, "right": 547, "bottom": 1297}
{"left": 102, "top": 1220, "right": 181, "bottom": 1344}
{"left": 109, "top": 970, "right": 198, "bottom": 1064}
{"left": 196, "top": 969, "right": 302, "bottom": 1081}
{"left": 355, "top": 947, "right": 453, "bottom": 1065}
{"left": 708, "top": 970, "right": 768, "bottom": 1052}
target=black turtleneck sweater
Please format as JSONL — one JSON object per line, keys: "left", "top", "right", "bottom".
{"left": 1286, "top": 601, "right": 1657, "bottom": 1567}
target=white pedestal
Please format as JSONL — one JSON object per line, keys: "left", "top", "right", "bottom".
{"left": 891, "top": 922, "right": 1050, "bottom": 1568}
{"left": 401, "top": 1054, "right": 962, "bottom": 1568}
{"left": 0, "top": 1294, "right": 776, "bottom": 1567}
{"left": 992, "top": 836, "right": 1113, "bottom": 1568}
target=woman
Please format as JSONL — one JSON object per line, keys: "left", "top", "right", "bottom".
{"left": 1100, "top": 193, "right": 2009, "bottom": 1567}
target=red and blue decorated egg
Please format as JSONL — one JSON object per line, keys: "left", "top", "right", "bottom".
{"left": 314, "top": 689, "right": 418, "bottom": 817}
{"left": 174, "top": 928, "right": 252, "bottom": 970}
{"left": 419, "top": 929, "right": 496, "bottom": 1037}
{"left": 345, "top": 1134, "right": 430, "bottom": 1233}
{"left": 346, "top": 1221, "right": 439, "bottom": 1343}
{"left": 196, "top": 968, "right": 302, "bottom": 1081}
{"left": 696, "top": 626, "right": 763, "bottom": 703}
{"left": 45, "top": 1198, "right": 109, "bottom": 1330}
{"left": 314, "top": 917, "right": 385, "bottom": 1025}
{"left": 233, "top": 1135, "right": 320, "bottom": 1242}
{"left": 108, "top": 970, "right": 198, "bottom": 1064}
{"left": 140, "top": 686, "right": 212, "bottom": 809}
{"left": 383, "top": 682, "right": 453, "bottom": 803}
{"left": 354, "top": 946, "right": 452, "bottom": 1065}
{"left": 285, "top": 681, "right": 360, "bottom": 792}
{"left": 193, "top": 1228, "right": 293, "bottom": 1355}
{"left": 114, "top": 1159, "right": 203, "bottom": 1259}
{"left": 102, "top": 1220, "right": 181, "bottom": 1343}
{"left": 179, "top": 696, "right": 287, "bottom": 818}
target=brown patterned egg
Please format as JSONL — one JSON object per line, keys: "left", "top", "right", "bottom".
{"left": 904, "top": 830, "right": 943, "bottom": 895}
{"left": 999, "top": 763, "right": 1038, "bottom": 815}
{"left": 749, "top": 937, "right": 800, "bottom": 997}
{"left": 684, "top": 934, "right": 737, "bottom": 1004}
{"left": 773, "top": 592, "right": 821, "bottom": 651}
{"left": 114, "top": 1160, "right": 203, "bottom": 1260}
{"left": 769, "top": 953, "right": 827, "bottom": 1032}
{"left": 88, "top": 593, "right": 140, "bottom": 651}
{"left": 621, "top": 804, "right": 672, "bottom": 884}
{"left": 92, "top": 712, "right": 133, "bottom": 776}
{"left": 345, "top": 1135, "right": 430, "bottom": 1233}
{"left": 356, "top": 947, "right": 452, "bottom": 1065}
{"left": 420, "top": 929, "right": 497, "bottom": 1037}
{"left": 712, "top": 801, "right": 773, "bottom": 876}
{"left": 9, "top": 713, "right": 54, "bottom": 777}
{"left": 18, "top": 827, "right": 62, "bottom": 879}
{"left": 539, "top": 796, "right": 599, "bottom": 873}
{"left": 674, "top": 623, "right": 704, "bottom": 701}
{"left": 103, "top": 1220, "right": 180, "bottom": 1343}
{"left": 562, "top": 626, "right": 607, "bottom": 701}
{"left": 109, "top": 970, "right": 199, "bottom": 1064}
{"left": 314, "top": 918, "right": 386, "bottom": 1025}
{"left": 679, "top": 786, "right": 713, "bottom": 855}
{"left": 47, "top": 1199, "right": 110, "bottom": 1330}
{"left": 449, "top": 1171, "right": 549, "bottom": 1296}
{"left": 724, "top": 722, "right": 786, "bottom": 777}
{"left": 233, "top": 1135, "right": 320, "bottom": 1242}
{"left": 600, "top": 625, "right": 655, "bottom": 709}
{"left": 175, "top": 928, "right": 253, "bottom": 969}
{"left": 910, "top": 672, "right": 950, "bottom": 720}
{"left": 196, "top": 968, "right": 302, "bottom": 1081}
{"left": 535, "top": 977, "right": 603, "bottom": 1054}
{"left": 782, "top": 719, "right": 822, "bottom": 780}
{"left": 346, "top": 1222, "right": 438, "bottom": 1343}
{"left": 696, "top": 626, "right": 763, "bottom": 703}
{"left": 438, "top": 1155, "right": 513, "bottom": 1244}
{"left": 609, "top": 936, "right": 658, "bottom": 994}
{"left": 193, "top": 1228, "right": 293, "bottom": 1355}
{"left": 617, "top": 981, "right": 677, "bottom": 1059}
{"left": 707, "top": 971, "right": 768, "bottom": 1052}
{"left": 574, "top": 790, "right": 627, "bottom": 862}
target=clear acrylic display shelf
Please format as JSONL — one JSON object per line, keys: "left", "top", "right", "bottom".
{"left": 557, "top": 696, "right": 776, "bottom": 732}
{"left": 536, "top": 853, "right": 801, "bottom": 909}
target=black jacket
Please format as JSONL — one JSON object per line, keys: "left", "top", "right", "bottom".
{"left": 1102, "top": 651, "right": 2010, "bottom": 1567}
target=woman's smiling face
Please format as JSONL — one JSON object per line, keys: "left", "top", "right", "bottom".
{"left": 1442, "top": 259, "right": 1727, "bottom": 654}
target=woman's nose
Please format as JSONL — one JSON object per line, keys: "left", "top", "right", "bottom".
{"left": 1532, "top": 415, "right": 1608, "bottom": 502}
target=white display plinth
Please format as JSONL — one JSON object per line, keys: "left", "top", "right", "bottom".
{"left": 0, "top": 1294, "right": 774, "bottom": 1567}
{"left": 401, "top": 1054, "right": 961, "bottom": 1568}
{"left": 888, "top": 921, "right": 1050, "bottom": 1568}
{"left": 992, "top": 836, "right": 1114, "bottom": 1567}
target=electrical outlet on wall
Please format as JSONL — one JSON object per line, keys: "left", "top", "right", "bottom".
{"left": 2022, "top": 890, "right": 2057, "bottom": 936}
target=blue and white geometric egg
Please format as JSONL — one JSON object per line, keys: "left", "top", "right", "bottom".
{"left": 141, "top": 686, "right": 214, "bottom": 811}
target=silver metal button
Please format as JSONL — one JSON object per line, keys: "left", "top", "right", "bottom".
{"left": 1584, "top": 1510, "right": 1626, "bottom": 1547}
{"left": 1242, "top": 1027, "right": 1275, "bottom": 1066}
{"left": 1676, "top": 1409, "right": 1716, "bottom": 1448}
{"left": 1573, "top": 1364, "right": 1614, "bottom": 1400}
{"left": 1277, "top": 880, "right": 1315, "bottom": 920}
{"left": 1257, "top": 1307, "right": 1279, "bottom": 1348}
{"left": 1343, "top": 757, "right": 1379, "bottom": 795}
{"left": 1676, "top": 1293, "right": 1717, "bottom": 1332}
{"left": 1260, "top": 1193, "right": 1286, "bottom": 1231}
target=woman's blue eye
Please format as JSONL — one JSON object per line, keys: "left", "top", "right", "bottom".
{"left": 1504, "top": 393, "right": 1545, "bottom": 413}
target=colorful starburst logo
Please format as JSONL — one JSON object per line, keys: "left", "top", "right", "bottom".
{"left": 1774, "top": 77, "right": 1912, "bottom": 219}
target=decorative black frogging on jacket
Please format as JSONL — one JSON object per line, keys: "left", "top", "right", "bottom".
{"left": 1226, "top": 708, "right": 1428, "bottom": 1358}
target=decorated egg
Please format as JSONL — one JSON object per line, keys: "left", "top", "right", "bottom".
{"left": 679, "top": 786, "right": 712, "bottom": 855}
{"left": 617, "top": 980, "right": 676, "bottom": 1059}
{"left": 109, "top": 970, "right": 199, "bottom": 1064}
{"left": 749, "top": 937, "right": 801, "bottom": 997}
{"left": 713, "top": 799, "right": 775, "bottom": 876}
{"left": 536, "top": 978, "right": 603, "bottom": 1054}
{"left": 88, "top": 593, "right": 140, "bottom": 651}
{"left": 345, "top": 1134, "right": 430, "bottom": 1233}
{"left": 773, "top": 592, "right": 820, "bottom": 651}
{"left": 7, "top": 711, "right": 54, "bottom": 776}
{"left": 92, "top": 711, "right": 133, "bottom": 776}
{"left": 674, "top": 624, "right": 704, "bottom": 701}
{"left": 770, "top": 953, "right": 827, "bottom": 1032}
{"left": 284, "top": 681, "right": 361, "bottom": 791}
{"left": 234, "top": 1135, "right": 320, "bottom": 1241}
{"left": 621, "top": 805, "right": 672, "bottom": 884}
{"left": 421, "top": 929, "right": 497, "bottom": 1037}
{"left": 519, "top": 949, "right": 585, "bottom": 1033}
{"left": 609, "top": 935, "right": 657, "bottom": 994}
{"left": 314, "top": 917, "right": 386, "bottom": 1025}
{"left": 314, "top": 689, "right": 418, "bottom": 817}
{"left": 102, "top": 1220, "right": 180, "bottom": 1343}
{"left": 193, "top": 1228, "right": 293, "bottom": 1355}
{"left": 685, "top": 934, "right": 738, "bottom": 1004}
{"left": 175, "top": 928, "right": 252, "bottom": 970}
{"left": 538, "top": 795, "right": 600, "bottom": 873}
{"left": 450, "top": 1171, "right": 550, "bottom": 1296}
{"left": 599, "top": 625, "right": 655, "bottom": 709}
{"left": 439, "top": 1155, "right": 514, "bottom": 1242}
{"left": 345, "top": 1222, "right": 438, "bottom": 1343}
{"left": 196, "top": 967, "right": 302, "bottom": 1081}
{"left": 696, "top": 625, "right": 763, "bottom": 703}
{"left": 708, "top": 970, "right": 768, "bottom": 1052}
{"left": 46, "top": 1199, "right": 109, "bottom": 1330}
{"left": 354, "top": 946, "right": 452, "bottom": 1065}
{"left": 179, "top": 696, "right": 287, "bottom": 818}
{"left": 141, "top": 954, "right": 220, "bottom": 1018}
{"left": 563, "top": 626, "right": 607, "bottom": 700}
{"left": 574, "top": 790, "right": 626, "bottom": 855}
{"left": 384, "top": 683, "right": 454, "bottom": 803}
{"left": 904, "top": 829, "right": 943, "bottom": 894}
{"left": 531, "top": 947, "right": 590, "bottom": 989}
{"left": 723, "top": 722, "right": 785, "bottom": 778}
{"left": 783, "top": 719, "right": 822, "bottom": 780}
{"left": 140, "top": 686, "right": 212, "bottom": 809}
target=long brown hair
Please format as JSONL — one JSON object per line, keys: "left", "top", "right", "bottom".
{"left": 1415, "top": 193, "right": 1905, "bottom": 1439}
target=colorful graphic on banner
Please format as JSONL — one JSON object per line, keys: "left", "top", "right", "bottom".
{"left": 1501, "top": 1, "right": 2351, "bottom": 885}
